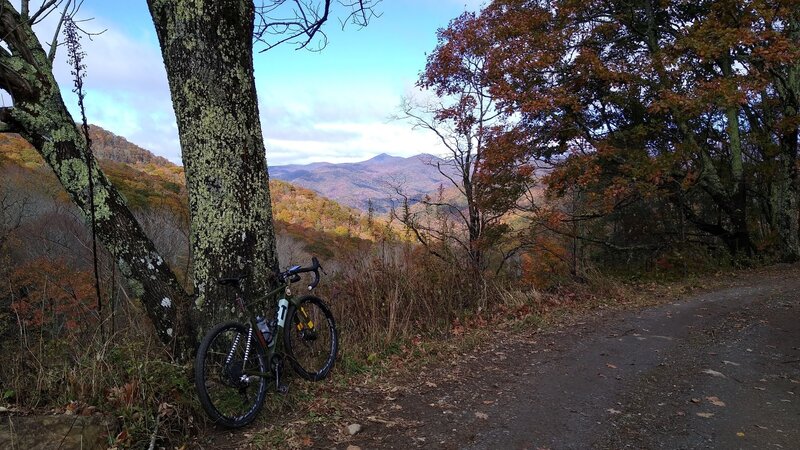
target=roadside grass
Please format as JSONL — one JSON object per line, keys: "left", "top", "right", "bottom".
{"left": 3, "top": 258, "right": 795, "bottom": 448}
{"left": 199, "top": 268, "right": 762, "bottom": 449}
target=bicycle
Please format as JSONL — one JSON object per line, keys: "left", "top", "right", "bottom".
{"left": 194, "top": 256, "right": 338, "bottom": 428}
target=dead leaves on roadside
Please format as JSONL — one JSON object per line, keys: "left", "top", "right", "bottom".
{"left": 701, "top": 369, "right": 727, "bottom": 378}
{"left": 688, "top": 394, "right": 726, "bottom": 420}
{"left": 690, "top": 395, "right": 726, "bottom": 408}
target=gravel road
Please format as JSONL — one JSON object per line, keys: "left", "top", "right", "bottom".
{"left": 344, "top": 267, "right": 800, "bottom": 450}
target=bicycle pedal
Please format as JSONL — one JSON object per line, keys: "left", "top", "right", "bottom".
{"left": 277, "top": 383, "right": 289, "bottom": 395}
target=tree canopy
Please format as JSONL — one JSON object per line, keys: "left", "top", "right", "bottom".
{"left": 425, "top": 0, "right": 800, "bottom": 266}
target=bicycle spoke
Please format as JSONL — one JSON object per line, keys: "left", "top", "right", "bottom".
{"left": 195, "top": 322, "right": 268, "bottom": 427}
{"left": 284, "top": 297, "right": 338, "bottom": 380}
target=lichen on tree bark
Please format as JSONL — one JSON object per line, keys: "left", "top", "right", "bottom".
{"left": 0, "top": 1, "right": 194, "bottom": 354}
{"left": 147, "top": 0, "right": 280, "bottom": 331}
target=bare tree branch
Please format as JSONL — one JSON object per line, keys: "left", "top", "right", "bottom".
{"left": 29, "top": 0, "right": 61, "bottom": 25}
{"left": 47, "top": 0, "right": 72, "bottom": 62}
{"left": 254, "top": 0, "right": 381, "bottom": 52}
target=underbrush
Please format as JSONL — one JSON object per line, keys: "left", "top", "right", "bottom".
{"left": 318, "top": 246, "right": 644, "bottom": 378}
{"left": 0, "top": 311, "right": 200, "bottom": 447}
{"left": 0, "top": 243, "right": 738, "bottom": 448}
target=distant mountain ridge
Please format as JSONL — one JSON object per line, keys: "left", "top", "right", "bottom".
{"left": 85, "top": 126, "right": 454, "bottom": 214}
{"left": 0, "top": 126, "right": 386, "bottom": 256}
{"left": 269, "top": 153, "right": 454, "bottom": 213}
{"left": 88, "top": 125, "right": 174, "bottom": 167}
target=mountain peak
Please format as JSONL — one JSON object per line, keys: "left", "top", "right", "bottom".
{"left": 367, "top": 152, "right": 398, "bottom": 162}
{"left": 269, "top": 152, "right": 457, "bottom": 213}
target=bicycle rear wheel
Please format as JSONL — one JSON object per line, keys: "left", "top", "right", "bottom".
{"left": 283, "top": 295, "right": 338, "bottom": 381}
{"left": 195, "top": 321, "right": 268, "bottom": 428}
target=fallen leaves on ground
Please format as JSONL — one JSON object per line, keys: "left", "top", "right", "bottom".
{"left": 702, "top": 369, "right": 726, "bottom": 378}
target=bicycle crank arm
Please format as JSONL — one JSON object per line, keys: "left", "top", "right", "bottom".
{"left": 274, "top": 368, "right": 289, "bottom": 395}
{"left": 272, "top": 356, "right": 289, "bottom": 395}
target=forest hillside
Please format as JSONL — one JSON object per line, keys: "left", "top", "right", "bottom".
{"left": 0, "top": 126, "right": 384, "bottom": 262}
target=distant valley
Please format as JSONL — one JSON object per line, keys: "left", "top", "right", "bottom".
{"left": 3, "top": 122, "right": 457, "bottom": 218}
{"left": 269, "top": 153, "right": 455, "bottom": 213}
{"left": 0, "top": 125, "right": 386, "bottom": 258}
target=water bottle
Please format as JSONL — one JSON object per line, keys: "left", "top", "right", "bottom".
{"left": 268, "top": 318, "right": 277, "bottom": 345}
{"left": 255, "top": 315, "right": 272, "bottom": 344}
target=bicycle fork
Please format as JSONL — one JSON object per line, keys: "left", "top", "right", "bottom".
{"left": 225, "top": 326, "right": 258, "bottom": 387}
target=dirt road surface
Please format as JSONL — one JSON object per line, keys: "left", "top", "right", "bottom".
{"left": 337, "top": 267, "right": 800, "bottom": 449}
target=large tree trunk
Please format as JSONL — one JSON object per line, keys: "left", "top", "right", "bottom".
{"left": 642, "top": 3, "right": 755, "bottom": 259}
{"left": 0, "top": 2, "right": 193, "bottom": 353}
{"left": 721, "top": 57, "right": 752, "bottom": 258}
{"left": 147, "top": 0, "right": 279, "bottom": 331}
{"left": 775, "top": 126, "right": 800, "bottom": 262}
{"left": 772, "top": 27, "right": 800, "bottom": 261}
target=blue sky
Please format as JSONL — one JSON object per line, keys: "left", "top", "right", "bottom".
{"left": 20, "top": 0, "right": 484, "bottom": 165}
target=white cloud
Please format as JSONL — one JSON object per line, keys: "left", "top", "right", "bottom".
{"left": 53, "top": 16, "right": 181, "bottom": 162}
{"left": 52, "top": 24, "right": 168, "bottom": 95}
{"left": 1, "top": 3, "right": 452, "bottom": 167}
{"left": 266, "top": 121, "right": 445, "bottom": 166}
{"left": 258, "top": 82, "right": 447, "bottom": 166}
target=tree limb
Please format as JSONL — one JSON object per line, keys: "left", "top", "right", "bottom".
{"left": 254, "top": 0, "right": 380, "bottom": 52}
{"left": 29, "top": 0, "right": 61, "bottom": 25}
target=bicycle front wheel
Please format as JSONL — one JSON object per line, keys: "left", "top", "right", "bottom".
{"left": 283, "top": 295, "right": 338, "bottom": 381}
{"left": 195, "top": 321, "right": 268, "bottom": 428}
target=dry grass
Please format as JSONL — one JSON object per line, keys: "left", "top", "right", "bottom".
{"left": 0, "top": 301, "right": 199, "bottom": 447}
{"left": 4, "top": 240, "right": 783, "bottom": 448}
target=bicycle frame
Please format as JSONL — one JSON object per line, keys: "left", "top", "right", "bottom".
{"left": 236, "top": 282, "right": 313, "bottom": 378}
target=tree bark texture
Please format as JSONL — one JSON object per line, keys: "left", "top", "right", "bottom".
{"left": 147, "top": 0, "right": 279, "bottom": 330}
{"left": 0, "top": 1, "right": 192, "bottom": 351}
{"left": 773, "top": 37, "right": 800, "bottom": 261}
{"left": 776, "top": 126, "right": 800, "bottom": 262}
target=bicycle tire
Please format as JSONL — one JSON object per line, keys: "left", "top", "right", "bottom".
{"left": 194, "top": 321, "right": 268, "bottom": 428}
{"left": 283, "top": 295, "right": 338, "bottom": 381}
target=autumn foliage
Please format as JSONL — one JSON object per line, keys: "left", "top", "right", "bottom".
{"left": 422, "top": 0, "right": 800, "bottom": 276}
{"left": 9, "top": 258, "right": 98, "bottom": 334}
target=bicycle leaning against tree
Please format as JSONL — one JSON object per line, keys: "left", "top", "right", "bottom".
{"left": 194, "top": 257, "right": 338, "bottom": 427}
